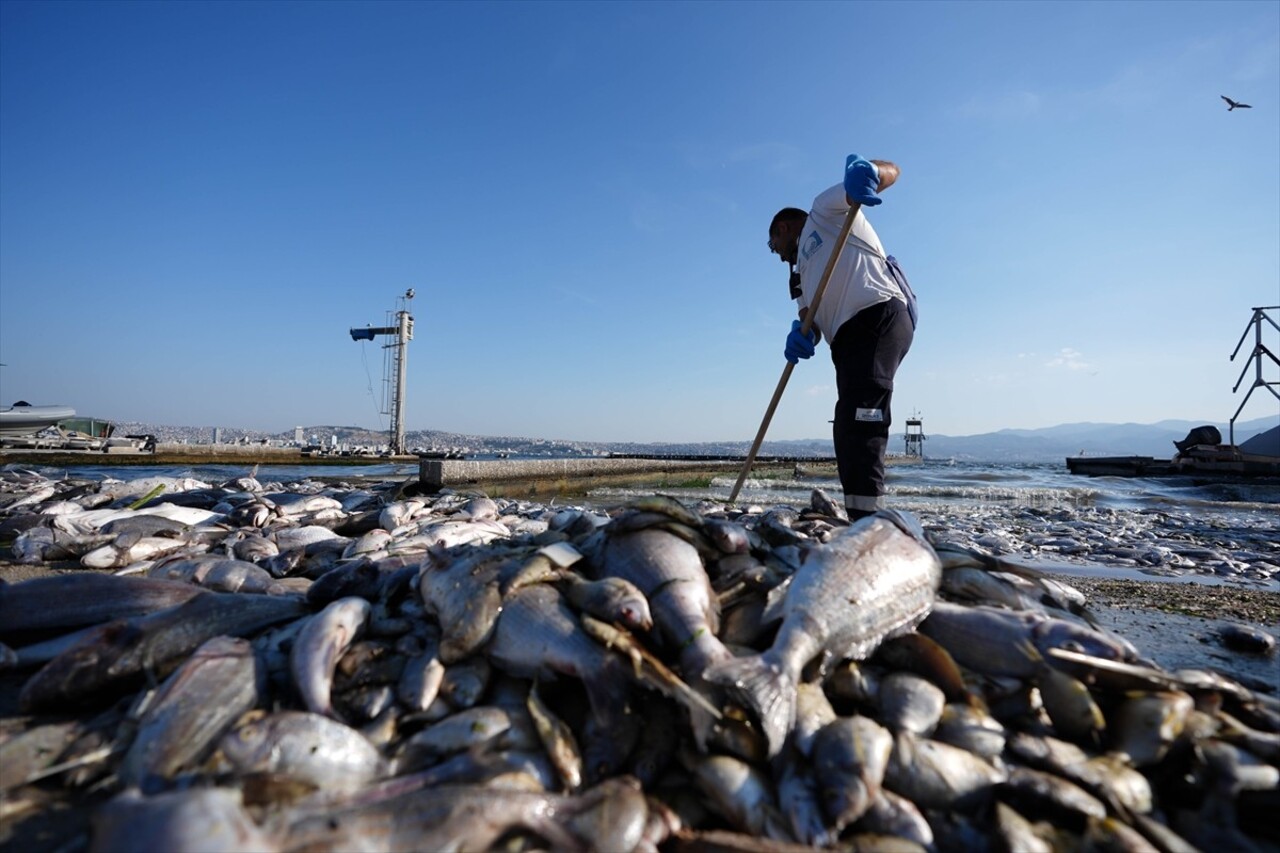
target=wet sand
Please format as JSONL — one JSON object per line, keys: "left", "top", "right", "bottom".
{"left": 1038, "top": 574, "right": 1278, "bottom": 692}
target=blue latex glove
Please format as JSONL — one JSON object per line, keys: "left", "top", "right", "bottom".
{"left": 784, "top": 320, "right": 817, "bottom": 364}
{"left": 844, "top": 154, "right": 882, "bottom": 206}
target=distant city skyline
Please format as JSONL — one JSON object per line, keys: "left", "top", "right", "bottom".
{"left": 2, "top": 2, "right": 1277, "bottom": 442}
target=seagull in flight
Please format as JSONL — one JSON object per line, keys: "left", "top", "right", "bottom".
{"left": 1221, "top": 96, "right": 1252, "bottom": 111}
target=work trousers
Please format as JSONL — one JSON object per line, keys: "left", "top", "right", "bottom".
{"left": 829, "top": 298, "right": 914, "bottom": 515}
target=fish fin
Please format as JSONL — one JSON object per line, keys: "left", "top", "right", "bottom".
{"left": 704, "top": 654, "right": 795, "bottom": 758}
{"left": 760, "top": 575, "right": 792, "bottom": 625}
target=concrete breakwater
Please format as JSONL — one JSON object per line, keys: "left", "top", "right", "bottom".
{"left": 0, "top": 445, "right": 848, "bottom": 497}
{"left": 417, "top": 456, "right": 831, "bottom": 494}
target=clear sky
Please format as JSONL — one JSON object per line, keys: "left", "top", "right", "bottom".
{"left": 2, "top": 1, "right": 1277, "bottom": 443}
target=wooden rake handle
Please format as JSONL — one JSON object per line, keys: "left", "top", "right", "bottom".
{"left": 728, "top": 203, "right": 862, "bottom": 504}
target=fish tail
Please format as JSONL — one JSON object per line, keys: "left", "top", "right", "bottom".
{"left": 704, "top": 654, "right": 795, "bottom": 758}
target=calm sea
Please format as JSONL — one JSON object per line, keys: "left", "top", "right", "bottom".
{"left": 600, "top": 459, "right": 1280, "bottom": 525}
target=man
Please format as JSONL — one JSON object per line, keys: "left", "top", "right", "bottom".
{"left": 768, "top": 155, "right": 913, "bottom": 520}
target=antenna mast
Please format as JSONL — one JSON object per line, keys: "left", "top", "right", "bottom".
{"left": 350, "top": 289, "right": 415, "bottom": 455}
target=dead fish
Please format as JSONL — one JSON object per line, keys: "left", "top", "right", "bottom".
{"left": 871, "top": 632, "right": 975, "bottom": 708}
{"left": 90, "top": 787, "right": 279, "bottom": 853}
{"left": 278, "top": 776, "right": 652, "bottom": 853}
{"left": 379, "top": 498, "right": 425, "bottom": 531}
{"left": 397, "top": 705, "right": 533, "bottom": 771}
{"left": 933, "top": 703, "right": 1008, "bottom": 765}
{"left": 343, "top": 528, "right": 394, "bottom": 561}
{"left": 230, "top": 532, "right": 279, "bottom": 562}
{"left": 791, "top": 681, "right": 838, "bottom": 758}
{"left": 0, "top": 720, "right": 85, "bottom": 792}
{"left": 120, "top": 636, "right": 263, "bottom": 793}
{"left": 860, "top": 789, "right": 935, "bottom": 850}
{"left": 809, "top": 488, "right": 849, "bottom": 522}
{"left": 396, "top": 648, "right": 446, "bottom": 714}
{"left": 527, "top": 682, "right": 584, "bottom": 792}
{"left": 883, "top": 730, "right": 1007, "bottom": 811}
{"left": 99, "top": 515, "right": 192, "bottom": 538}
{"left": 993, "top": 801, "right": 1055, "bottom": 853}
{"left": 290, "top": 596, "right": 371, "bottom": 718}
{"left": 486, "top": 585, "right": 632, "bottom": 729}
{"left": 152, "top": 557, "right": 283, "bottom": 595}
{"left": 0, "top": 574, "right": 203, "bottom": 636}
{"left": 1037, "top": 664, "right": 1106, "bottom": 748}
{"left": 12, "top": 526, "right": 113, "bottom": 563}
{"left": 775, "top": 751, "right": 833, "bottom": 847}
{"left": 221, "top": 710, "right": 387, "bottom": 793}
{"left": 417, "top": 544, "right": 522, "bottom": 664}
{"left": 391, "top": 518, "right": 510, "bottom": 553}
{"left": 705, "top": 510, "right": 941, "bottom": 756}
{"left": 703, "top": 518, "right": 753, "bottom": 555}
{"left": 812, "top": 714, "right": 894, "bottom": 832}
{"left": 437, "top": 656, "right": 492, "bottom": 711}
{"left": 20, "top": 592, "right": 306, "bottom": 712}
{"left": 689, "top": 752, "right": 790, "bottom": 840}
{"left": 558, "top": 573, "right": 653, "bottom": 633}
{"left": 917, "top": 602, "right": 1044, "bottom": 678}
{"left": 595, "top": 526, "right": 734, "bottom": 700}
{"left": 81, "top": 532, "right": 195, "bottom": 569}
{"left": 877, "top": 671, "right": 947, "bottom": 736}
{"left": 271, "top": 525, "right": 344, "bottom": 554}
{"left": 1109, "top": 690, "right": 1195, "bottom": 767}
{"left": 1, "top": 482, "right": 56, "bottom": 511}
{"left": 265, "top": 494, "right": 344, "bottom": 518}
{"left": 999, "top": 766, "right": 1108, "bottom": 828}
{"left": 1218, "top": 623, "right": 1276, "bottom": 655}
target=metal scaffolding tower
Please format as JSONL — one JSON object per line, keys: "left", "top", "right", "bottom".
{"left": 350, "top": 289, "right": 415, "bottom": 455}
{"left": 904, "top": 411, "right": 926, "bottom": 458}
{"left": 1228, "top": 305, "right": 1280, "bottom": 447}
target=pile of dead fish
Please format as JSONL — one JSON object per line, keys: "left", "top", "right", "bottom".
{"left": 894, "top": 499, "right": 1280, "bottom": 586}
{"left": 0, "top": 467, "right": 1277, "bottom": 852}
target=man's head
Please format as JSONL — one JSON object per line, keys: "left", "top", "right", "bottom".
{"left": 768, "top": 208, "right": 807, "bottom": 265}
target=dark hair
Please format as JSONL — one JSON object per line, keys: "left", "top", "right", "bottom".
{"left": 769, "top": 207, "right": 808, "bottom": 231}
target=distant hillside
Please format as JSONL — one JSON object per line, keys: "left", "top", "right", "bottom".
{"left": 114, "top": 415, "right": 1278, "bottom": 464}
{"left": 917, "top": 416, "right": 1278, "bottom": 462}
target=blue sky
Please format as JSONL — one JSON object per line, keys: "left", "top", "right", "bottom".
{"left": 2, "top": 0, "right": 1277, "bottom": 443}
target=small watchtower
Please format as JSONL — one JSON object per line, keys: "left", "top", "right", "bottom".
{"left": 904, "top": 412, "right": 926, "bottom": 459}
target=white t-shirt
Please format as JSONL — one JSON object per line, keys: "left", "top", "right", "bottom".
{"left": 794, "top": 184, "right": 905, "bottom": 341}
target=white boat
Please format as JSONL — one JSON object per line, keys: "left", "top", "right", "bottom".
{"left": 0, "top": 403, "right": 77, "bottom": 437}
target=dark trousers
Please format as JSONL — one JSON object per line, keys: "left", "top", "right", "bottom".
{"left": 829, "top": 298, "right": 914, "bottom": 513}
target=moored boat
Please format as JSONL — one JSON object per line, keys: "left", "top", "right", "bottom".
{"left": 0, "top": 403, "right": 77, "bottom": 437}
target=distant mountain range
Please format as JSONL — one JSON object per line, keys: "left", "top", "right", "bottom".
{"left": 915, "top": 416, "right": 1278, "bottom": 462}
{"left": 117, "top": 414, "right": 1279, "bottom": 464}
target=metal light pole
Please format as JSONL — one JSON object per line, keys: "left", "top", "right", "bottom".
{"left": 350, "top": 289, "right": 415, "bottom": 455}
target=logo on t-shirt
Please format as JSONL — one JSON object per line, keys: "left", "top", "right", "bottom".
{"left": 801, "top": 230, "right": 823, "bottom": 260}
